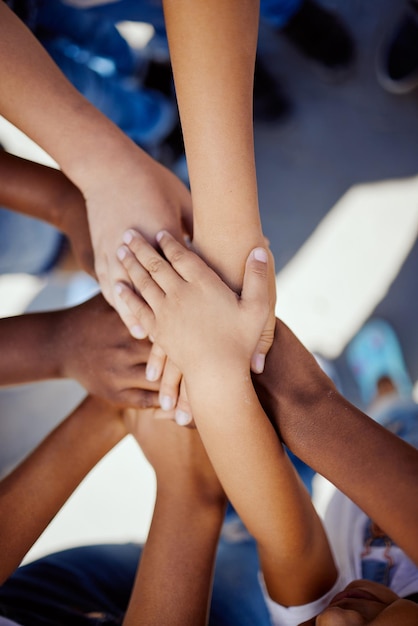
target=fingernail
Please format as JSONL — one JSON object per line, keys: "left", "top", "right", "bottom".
{"left": 253, "top": 248, "right": 268, "bottom": 263}
{"left": 175, "top": 409, "right": 192, "bottom": 426}
{"left": 115, "top": 283, "right": 123, "bottom": 295}
{"left": 131, "top": 325, "right": 146, "bottom": 339}
{"left": 117, "top": 246, "right": 127, "bottom": 261}
{"left": 123, "top": 230, "right": 134, "bottom": 245}
{"left": 160, "top": 395, "right": 174, "bottom": 411}
{"left": 146, "top": 364, "right": 159, "bottom": 382}
{"left": 156, "top": 230, "right": 166, "bottom": 243}
{"left": 254, "top": 353, "right": 265, "bottom": 374}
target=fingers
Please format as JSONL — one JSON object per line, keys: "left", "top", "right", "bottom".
{"left": 175, "top": 378, "right": 194, "bottom": 427}
{"left": 241, "top": 247, "right": 269, "bottom": 308}
{"left": 120, "top": 229, "right": 186, "bottom": 295}
{"left": 251, "top": 318, "right": 276, "bottom": 374}
{"left": 96, "top": 254, "right": 127, "bottom": 311}
{"left": 117, "top": 240, "right": 167, "bottom": 313}
{"left": 159, "top": 358, "right": 182, "bottom": 412}
{"left": 117, "top": 389, "right": 160, "bottom": 409}
{"left": 123, "top": 228, "right": 206, "bottom": 287}
{"left": 156, "top": 359, "right": 194, "bottom": 426}
{"left": 114, "top": 281, "right": 154, "bottom": 339}
{"left": 241, "top": 247, "right": 272, "bottom": 374}
{"left": 155, "top": 230, "right": 207, "bottom": 283}
{"left": 114, "top": 285, "right": 149, "bottom": 339}
{"left": 145, "top": 342, "right": 167, "bottom": 383}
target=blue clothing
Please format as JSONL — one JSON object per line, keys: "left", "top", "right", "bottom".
{"left": 370, "top": 394, "right": 418, "bottom": 449}
{"left": 0, "top": 209, "right": 63, "bottom": 275}
{"left": 80, "top": 0, "right": 303, "bottom": 35}
{"left": 0, "top": 536, "right": 272, "bottom": 626}
{"left": 33, "top": 0, "right": 175, "bottom": 150}
{"left": 260, "top": 0, "right": 303, "bottom": 28}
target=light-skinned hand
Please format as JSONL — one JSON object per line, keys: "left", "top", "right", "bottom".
{"left": 56, "top": 294, "right": 160, "bottom": 408}
{"left": 114, "top": 229, "right": 270, "bottom": 418}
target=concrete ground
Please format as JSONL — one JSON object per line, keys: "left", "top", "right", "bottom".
{"left": 256, "top": 0, "right": 418, "bottom": 403}
{"left": 0, "top": 0, "right": 417, "bottom": 562}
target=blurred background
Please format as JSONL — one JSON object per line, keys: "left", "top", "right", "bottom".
{"left": 0, "top": 0, "right": 417, "bottom": 562}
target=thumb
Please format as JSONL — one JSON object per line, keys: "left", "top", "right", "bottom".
{"left": 241, "top": 247, "right": 269, "bottom": 308}
{"left": 242, "top": 247, "right": 277, "bottom": 374}
{"left": 251, "top": 315, "right": 276, "bottom": 374}
{"left": 241, "top": 248, "right": 272, "bottom": 373}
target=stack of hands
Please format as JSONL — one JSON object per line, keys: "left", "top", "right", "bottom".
{"left": 1, "top": 152, "right": 418, "bottom": 625}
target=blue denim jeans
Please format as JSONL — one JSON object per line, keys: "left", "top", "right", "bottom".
{"left": 80, "top": 0, "right": 167, "bottom": 39}
{"left": 73, "top": 0, "right": 303, "bottom": 39}
{"left": 33, "top": 1, "right": 175, "bottom": 150}
{"left": 0, "top": 536, "right": 272, "bottom": 626}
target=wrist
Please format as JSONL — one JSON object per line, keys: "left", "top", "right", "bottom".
{"left": 52, "top": 178, "right": 86, "bottom": 235}
{"left": 61, "top": 114, "right": 146, "bottom": 200}
{"left": 28, "top": 311, "right": 62, "bottom": 380}
{"left": 254, "top": 319, "right": 340, "bottom": 445}
{"left": 157, "top": 480, "right": 226, "bottom": 519}
{"left": 184, "top": 355, "right": 251, "bottom": 395}
{"left": 70, "top": 395, "right": 127, "bottom": 447}
{"left": 52, "top": 307, "right": 77, "bottom": 380}
{"left": 192, "top": 229, "right": 264, "bottom": 293}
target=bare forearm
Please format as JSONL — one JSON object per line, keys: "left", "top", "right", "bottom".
{"left": 0, "top": 151, "right": 83, "bottom": 230}
{"left": 0, "top": 4, "right": 139, "bottom": 192}
{"left": 186, "top": 368, "right": 335, "bottom": 605}
{"left": 124, "top": 490, "right": 225, "bottom": 626}
{"left": 256, "top": 319, "right": 418, "bottom": 564}
{"left": 0, "top": 313, "right": 62, "bottom": 385}
{"left": 164, "top": 0, "right": 263, "bottom": 289}
{"left": 0, "top": 396, "right": 125, "bottom": 583}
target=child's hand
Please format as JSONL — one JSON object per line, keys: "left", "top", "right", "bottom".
{"left": 87, "top": 154, "right": 193, "bottom": 333}
{"left": 114, "top": 229, "right": 270, "bottom": 382}
{"left": 56, "top": 294, "right": 160, "bottom": 408}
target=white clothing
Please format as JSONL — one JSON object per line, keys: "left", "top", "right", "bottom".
{"left": 262, "top": 573, "right": 342, "bottom": 626}
{"left": 264, "top": 485, "right": 418, "bottom": 626}
{"left": 324, "top": 488, "right": 418, "bottom": 599}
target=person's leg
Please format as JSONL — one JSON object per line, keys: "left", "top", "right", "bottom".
{"left": 0, "top": 544, "right": 142, "bottom": 626}
{"left": 81, "top": 0, "right": 167, "bottom": 38}
{"left": 0, "top": 533, "right": 274, "bottom": 626}
{"left": 33, "top": 1, "right": 175, "bottom": 151}
{"left": 347, "top": 318, "right": 418, "bottom": 448}
{"left": 41, "top": 38, "right": 175, "bottom": 150}
{"left": 347, "top": 318, "right": 413, "bottom": 408}
{"left": 210, "top": 512, "right": 273, "bottom": 626}
{"left": 35, "top": 0, "right": 136, "bottom": 76}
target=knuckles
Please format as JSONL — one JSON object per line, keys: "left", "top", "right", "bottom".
{"left": 147, "top": 256, "right": 164, "bottom": 274}
{"left": 168, "top": 247, "right": 187, "bottom": 266}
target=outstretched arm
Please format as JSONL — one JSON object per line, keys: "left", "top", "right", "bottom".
{"left": 116, "top": 230, "right": 336, "bottom": 607}
{"left": 0, "top": 151, "right": 93, "bottom": 275}
{"left": 0, "top": 294, "right": 159, "bottom": 408}
{"left": 0, "top": 396, "right": 126, "bottom": 584}
{"left": 163, "top": 0, "right": 276, "bottom": 372}
{"left": 123, "top": 410, "right": 226, "bottom": 626}
{"left": 0, "top": 3, "right": 192, "bottom": 328}
{"left": 255, "top": 319, "right": 418, "bottom": 565}
{"left": 163, "top": 0, "right": 261, "bottom": 282}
